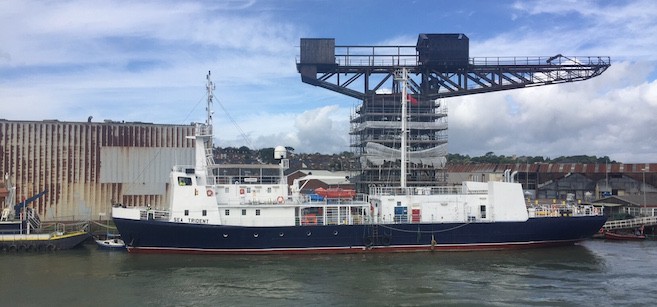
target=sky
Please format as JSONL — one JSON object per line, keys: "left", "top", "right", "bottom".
{"left": 2, "top": 0, "right": 657, "bottom": 163}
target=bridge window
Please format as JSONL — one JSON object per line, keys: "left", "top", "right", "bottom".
{"left": 225, "top": 209, "right": 230, "bottom": 216}
{"left": 202, "top": 210, "right": 207, "bottom": 216}
{"left": 177, "top": 177, "right": 192, "bottom": 186}
{"left": 184, "top": 210, "right": 189, "bottom": 216}
{"left": 242, "top": 209, "right": 247, "bottom": 215}
{"left": 480, "top": 205, "right": 487, "bottom": 219}
{"left": 256, "top": 209, "right": 261, "bottom": 216}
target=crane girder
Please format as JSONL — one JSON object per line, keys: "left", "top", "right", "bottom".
{"left": 298, "top": 55, "right": 610, "bottom": 100}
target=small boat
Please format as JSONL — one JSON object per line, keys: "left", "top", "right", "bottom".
{"left": 95, "top": 236, "right": 126, "bottom": 250}
{"left": 1, "top": 173, "right": 90, "bottom": 252}
{"left": 604, "top": 226, "right": 646, "bottom": 241}
{"left": 314, "top": 187, "right": 356, "bottom": 199}
{"left": 93, "top": 215, "right": 126, "bottom": 250}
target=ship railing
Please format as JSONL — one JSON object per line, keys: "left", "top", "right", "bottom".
{"left": 217, "top": 199, "right": 283, "bottom": 206}
{"left": 298, "top": 208, "right": 367, "bottom": 226}
{"left": 210, "top": 175, "right": 282, "bottom": 185}
{"left": 370, "top": 186, "right": 464, "bottom": 196}
{"left": 527, "top": 204, "right": 603, "bottom": 218}
{"left": 288, "top": 193, "right": 369, "bottom": 205}
{"left": 39, "top": 221, "right": 90, "bottom": 235}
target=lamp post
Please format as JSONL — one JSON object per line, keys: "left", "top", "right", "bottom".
{"left": 642, "top": 168, "right": 647, "bottom": 217}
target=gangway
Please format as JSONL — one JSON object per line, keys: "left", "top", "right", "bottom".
{"left": 603, "top": 216, "right": 657, "bottom": 230}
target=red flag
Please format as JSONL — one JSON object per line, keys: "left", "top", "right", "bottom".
{"left": 407, "top": 94, "right": 418, "bottom": 105}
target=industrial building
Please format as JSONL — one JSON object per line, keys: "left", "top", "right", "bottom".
{"left": 0, "top": 119, "right": 194, "bottom": 221}
{"left": 448, "top": 163, "right": 657, "bottom": 212}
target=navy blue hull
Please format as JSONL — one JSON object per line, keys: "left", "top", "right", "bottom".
{"left": 114, "top": 216, "right": 607, "bottom": 254}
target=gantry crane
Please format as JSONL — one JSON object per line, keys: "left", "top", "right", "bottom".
{"left": 296, "top": 34, "right": 610, "bottom": 191}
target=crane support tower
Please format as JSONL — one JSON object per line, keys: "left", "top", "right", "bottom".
{"left": 296, "top": 33, "right": 610, "bottom": 192}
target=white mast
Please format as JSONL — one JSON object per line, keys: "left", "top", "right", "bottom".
{"left": 204, "top": 71, "right": 216, "bottom": 167}
{"left": 205, "top": 71, "right": 215, "bottom": 152}
{"left": 192, "top": 71, "right": 216, "bottom": 186}
{"left": 397, "top": 68, "right": 409, "bottom": 188}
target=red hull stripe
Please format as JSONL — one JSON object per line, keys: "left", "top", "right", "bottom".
{"left": 127, "top": 239, "right": 582, "bottom": 255}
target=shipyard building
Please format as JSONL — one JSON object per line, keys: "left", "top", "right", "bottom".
{"left": 0, "top": 119, "right": 194, "bottom": 221}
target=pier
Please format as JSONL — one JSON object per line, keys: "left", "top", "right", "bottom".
{"left": 603, "top": 216, "right": 657, "bottom": 230}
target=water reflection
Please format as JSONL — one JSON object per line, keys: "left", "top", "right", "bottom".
{"left": 2, "top": 241, "right": 656, "bottom": 306}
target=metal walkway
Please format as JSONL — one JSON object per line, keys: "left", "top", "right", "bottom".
{"left": 603, "top": 216, "right": 657, "bottom": 230}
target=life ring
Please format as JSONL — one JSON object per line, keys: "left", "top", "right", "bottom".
{"left": 240, "top": 188, "right": 245, "bottom": 195}
{"left": 206, "top": 189, "right": 213, "bottom": 197}
{"left": 277, "top": 196, "right": 285, "bottom": 204}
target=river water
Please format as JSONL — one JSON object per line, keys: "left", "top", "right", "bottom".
{"left": 1, "top": 239, "right": 655, "bottom": 306}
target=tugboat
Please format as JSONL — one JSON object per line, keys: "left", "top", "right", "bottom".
{"left": 112, "top": 71, "right": 607, "bottom": 254}
{"left": 0, "top": 173, "right": 90, "bottom": 251}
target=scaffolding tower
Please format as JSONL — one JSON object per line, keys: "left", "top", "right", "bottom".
{"left": 296, "top": 34, "right": 610, "bottom": 192}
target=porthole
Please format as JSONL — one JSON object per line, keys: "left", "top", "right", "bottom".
{"left": 306, "top": 231, "right": 312, "bottom": 236}
{"left": 279, "top": 232, "right": 284, "bottom": 237}
{"left": 333, "top": 230, "right": 338, "bottom": 236}
{"left": 254, "top": 233, "right": 259, "bottom": 238}
{"left": 223, "top": 234, "right": 229, "bottom": 238}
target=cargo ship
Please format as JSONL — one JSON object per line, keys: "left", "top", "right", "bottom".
{"left": 112, "top": 72, "right": 607, "bottom": 254}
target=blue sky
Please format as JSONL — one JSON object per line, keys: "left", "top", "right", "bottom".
{"left": 2, "top": 0, "right": 657, "bottom": 162}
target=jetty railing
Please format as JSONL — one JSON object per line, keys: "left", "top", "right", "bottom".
{"left": 603, "top": 216, "right": 657, "bottom": 230}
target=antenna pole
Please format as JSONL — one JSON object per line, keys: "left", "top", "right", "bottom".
{"left": 396, "top": 68, "right": 409, "bottom": 188}
{"left": 206, "top": 71, "right": 215, "bottom": 149}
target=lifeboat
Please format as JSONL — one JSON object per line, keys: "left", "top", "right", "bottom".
{"left": 314, "top": 187, "right": 356, "bottom": 199}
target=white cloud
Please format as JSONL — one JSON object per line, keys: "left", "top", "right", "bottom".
{"left": 214, "top": 104, "right": 351, "bottom": 153}
{"left": 449, "top": 60, "right": 657, "bottom": 162}
{"left": 1, "top": 0, "right": 657, "bottom": 163}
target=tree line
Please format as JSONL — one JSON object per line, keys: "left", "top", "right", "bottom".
{"left": 218, "top": 147, "right": 618, "bottom": 165}
{"left": 446, "top": 152, "right": 617, "bottom": 164}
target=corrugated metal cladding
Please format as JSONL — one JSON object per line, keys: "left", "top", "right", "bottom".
{"left": 0, "top": 120, "right": 195, "bottom": 221}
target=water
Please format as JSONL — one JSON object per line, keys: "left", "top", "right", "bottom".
{"left": 1, "top": 240, "right": 656, "bottom": 306}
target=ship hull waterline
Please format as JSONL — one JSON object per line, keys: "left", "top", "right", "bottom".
{"left": 114, "top": 215, "right": 607, "bottom": 255}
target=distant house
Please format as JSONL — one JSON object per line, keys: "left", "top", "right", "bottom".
{"left": 536, "top": 173, "right": 596, "bottom": 201}
{"left": 447, "top": 163, "right": 657, "bottom": 208}
{"left": 593, "top": 193, "right": 657, "bottom": 218}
